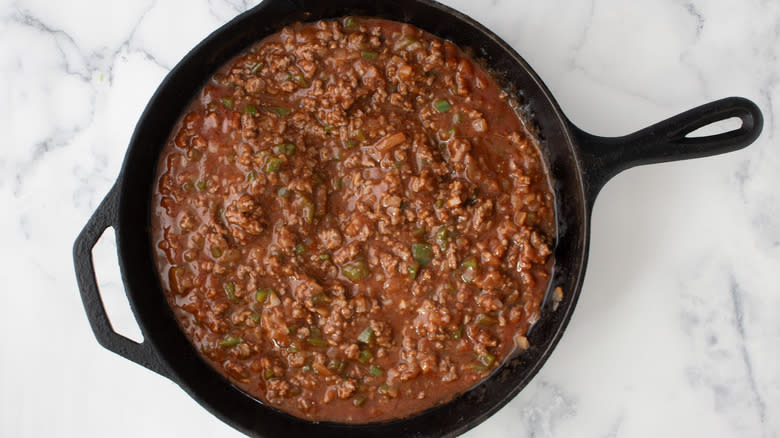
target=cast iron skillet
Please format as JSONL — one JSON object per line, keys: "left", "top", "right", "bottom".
{"left": 73, "top": 0, "right": 763, "bottom": 436}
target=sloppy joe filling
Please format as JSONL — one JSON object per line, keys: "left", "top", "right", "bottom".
{"left": 152, "top": 17, "right": 554, "bottom": 423}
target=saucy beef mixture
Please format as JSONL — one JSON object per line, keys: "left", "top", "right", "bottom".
{"left": 152, "top": 17, "right": 555, "bottom": 423}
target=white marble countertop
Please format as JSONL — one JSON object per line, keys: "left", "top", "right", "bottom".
{"left": 2, "top": 0, "right": 778, "bottom": 436}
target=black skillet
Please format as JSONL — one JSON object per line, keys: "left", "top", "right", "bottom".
{"left": 73, "top": 0, "right": 763, "bottom": 436}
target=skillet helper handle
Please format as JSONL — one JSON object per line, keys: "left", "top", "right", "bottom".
{"left": 571, "top": 97, "right": 763, "bottom": 204}
{"left": 73, "top": 185, "right": 172, "bottom": 379}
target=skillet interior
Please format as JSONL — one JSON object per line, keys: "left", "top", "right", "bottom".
{"left": 113, "top": 0, "right": 589, "bottom": 435}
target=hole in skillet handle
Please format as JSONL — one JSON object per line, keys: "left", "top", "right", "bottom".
{"left": 92, "top": 227, "right": 144, "bottom": 343}
{"left": 569, "top": 96, "right": 764, "bottom": 206}
{"left": 685, "top": 116, "right": 742, "bottom": 138}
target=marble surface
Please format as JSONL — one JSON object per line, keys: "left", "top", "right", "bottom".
{"left": 1, "top": 0, "right": 778, "bottom": 436}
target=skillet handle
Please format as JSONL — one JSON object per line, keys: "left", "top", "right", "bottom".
{"left": 73, "top": 185, "right": 172, "bottom": 379}
{"left": 570, "top": 96, "right": 763, "bottom": 205}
